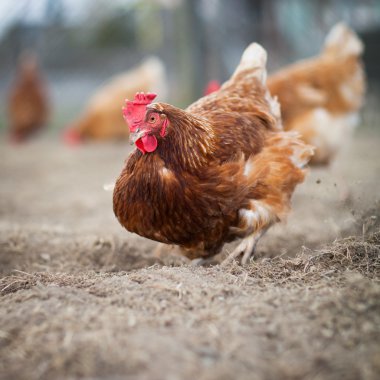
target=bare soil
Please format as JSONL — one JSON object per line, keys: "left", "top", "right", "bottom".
{"left": 0, "top": 131, "right": 379, "bottom": 380}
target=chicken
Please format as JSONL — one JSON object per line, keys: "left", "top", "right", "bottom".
{"left": 8, "top": 52, "right": 49, "bottom": 142}
{"left": 113, "top": 43, "right": 313, "bottom": 264}
{"left": 267, "top": 23, "right": 365, "bottom": 165}
{"left": 64, "top": 57, "right": 167, "bottom": 144}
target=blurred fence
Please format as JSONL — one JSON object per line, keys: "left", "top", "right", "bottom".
{"left": 1, "top": 0, "right": 380, "bottom": 131}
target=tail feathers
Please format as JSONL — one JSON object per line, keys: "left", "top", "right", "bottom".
{"left": 233, "top": 42, "right": 283, "bottom": 129}
{"left": 232, "top": 43, "right": 268, "bottom": 84}
{"left": 323, "top": 22, "right": 364, "bottom": 57}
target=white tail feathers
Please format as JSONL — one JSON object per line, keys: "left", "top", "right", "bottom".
{"left": 232, "top": 42, "right": 282, "bottom": 129}
{"left": 323, "top": 22, "right": 364, "bottom": 57}
{"left": 233, "top": 43, "right": 268, "bottom": 84}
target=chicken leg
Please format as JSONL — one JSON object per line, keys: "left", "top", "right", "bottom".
{"left": 221, "top": 229, "right": 267, "bottom": 266}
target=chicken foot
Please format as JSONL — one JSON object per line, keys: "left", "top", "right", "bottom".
{"left": 221, "top": 229, "right": 267, "bottom": 266}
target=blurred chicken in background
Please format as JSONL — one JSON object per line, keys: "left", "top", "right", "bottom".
{"left": 8, "top": 52, "right": 49, "bottom": 142}
{"left": 204, "top": 23, "right": 365, "bottom": 166}
{"left": 267, "top": 23, "right": 365, "bottom": 165}
{"left": 63, "top": 57, "right": 167, "bottom": 144}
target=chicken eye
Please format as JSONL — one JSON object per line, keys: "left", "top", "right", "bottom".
{"left": 148, "top": 114, "right": 157, "bottom": 124}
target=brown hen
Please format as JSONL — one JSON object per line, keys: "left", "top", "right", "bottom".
{"left": 267, "top": 23, "right": 365, "bottom": 165}
{"left": 64, "top": 57, "right": 167, "bottom": 144}
{"left": 8, "top": 52, "right": 49, "bottom": 142}
{"left": 113, "top": 43, "right": 314, "bottom": 264}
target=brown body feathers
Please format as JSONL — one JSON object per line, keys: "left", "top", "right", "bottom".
{"left": 113, "top": 43, "right": 313, "bottom": 263}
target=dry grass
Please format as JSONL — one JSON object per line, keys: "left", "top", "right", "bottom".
{"left": 227, "top": 229, "right": 380, "bottom": 282}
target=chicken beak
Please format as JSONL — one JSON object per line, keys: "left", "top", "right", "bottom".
{"left": 129, "top": 129, "right": 146, "bottom": 145}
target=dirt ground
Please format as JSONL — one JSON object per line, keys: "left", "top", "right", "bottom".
{"left": 0, "top": 130, "right": 379, "bottom": 380}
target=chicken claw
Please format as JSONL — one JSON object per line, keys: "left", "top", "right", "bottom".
{"left": 221, "top": 229, "right": 267, "bottom": 266}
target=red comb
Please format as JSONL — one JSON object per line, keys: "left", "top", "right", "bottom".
{"left": 63, "top": 128, "right": 82, "bottom": 146}
{"left": 122, "top": 92, "right": 157, "bottom": 131}
{"left": 204, "top": 80, "right": 221, "bottom": 96}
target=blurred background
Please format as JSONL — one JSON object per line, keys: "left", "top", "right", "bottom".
{"left": 0, "top": 0, "right": 380, "bottom": 135}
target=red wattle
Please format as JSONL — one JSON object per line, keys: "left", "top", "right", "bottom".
{"left": 142, "top": 135, "right": 158, "bottom": 152}
{"left": 136, "top": 135, "right": 157, "bottom": 154}
{"left": 135, "top": 139, "right": 146, "bottom": 154}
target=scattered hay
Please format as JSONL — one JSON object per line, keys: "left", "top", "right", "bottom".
{"left": 0, "top": 271, "right": 99, "bottom": 296}
{"left": 222, "top": 229, "right": 380, "bottom": 284}
{"left": 1, "top": 230, "right": 379, "bottom": 297}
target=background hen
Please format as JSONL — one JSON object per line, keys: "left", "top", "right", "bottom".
{"left": 7, "top": 52, "right": 49, "bottom": 142}
{"left": 267, "top": 23, "right": 365, "bottom": 165}
{"left": 64, "top": 57, "right": 167, "bottom": 144}
{"left": 113, "top": 43, "right": 314, "bottom": 264}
